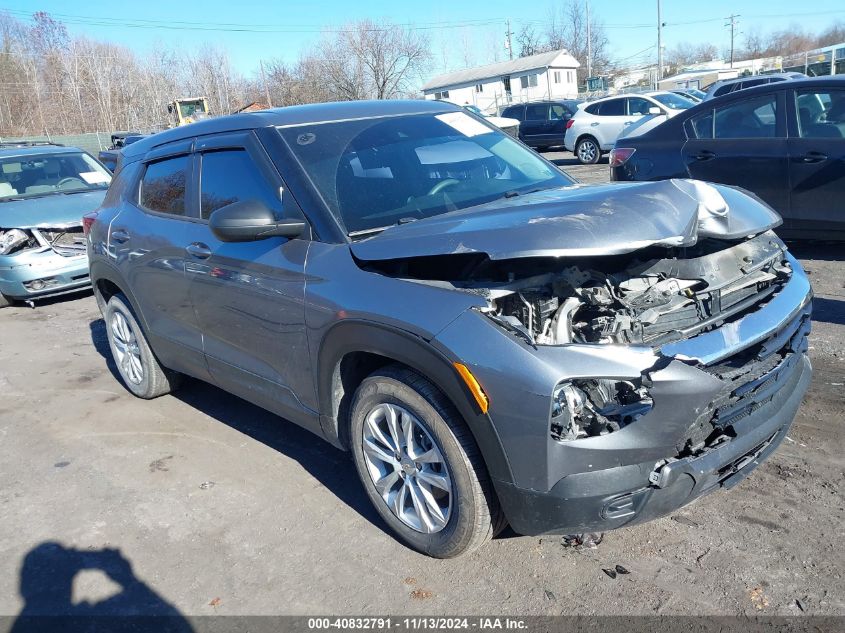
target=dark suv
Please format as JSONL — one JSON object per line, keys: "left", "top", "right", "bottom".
{"left": 500, "top": 100, "right": 582, "bottom": 150}
{"left": 87, "top": 100, "right": 812, "bottom": 558}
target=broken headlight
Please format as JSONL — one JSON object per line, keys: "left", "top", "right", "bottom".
{"left": 0, "top": 229, "right": 30, "bottom": 255}
{"left": 551, "top": 379, "right": 653, "bottom": 442}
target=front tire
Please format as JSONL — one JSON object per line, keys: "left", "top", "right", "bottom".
{"left": 349, "top": 365, "right": 504, "bottom": 558}
{"left": 103, "top": 293, "right": 181, "bottom": 399}
{"left": 0, "top": 293, "right": 12, "bottom": 309}
{"left": 575, "top": 136, "right": 601, "bottom": 164}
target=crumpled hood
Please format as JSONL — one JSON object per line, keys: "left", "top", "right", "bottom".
{"left": 0, "top": 190, "right": 106, "bottom": 229}
{"left": 350, "top": 179, "right": 782, "bottom": 261}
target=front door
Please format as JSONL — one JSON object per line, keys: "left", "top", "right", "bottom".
{"left": 184, "top": 133, "right": 317, "bottom": 429}
{"left": 682, "top": 90, "right": 790, "bottom": 216}
{"left": 788, "top": 86, "right": 845, "bottom": 236}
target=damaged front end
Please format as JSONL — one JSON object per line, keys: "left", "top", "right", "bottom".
{"left": 353, "top": 179, "right": 813, "bottom": 535}
{"left": 0, "top": 223, "right": 90, "bottom": 300}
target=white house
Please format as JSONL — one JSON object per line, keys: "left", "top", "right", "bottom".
{"left": 422, "top": 50, "right": 580, "bottom": 114}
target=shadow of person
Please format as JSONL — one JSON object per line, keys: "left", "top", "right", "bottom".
{"left": 11, "top": 542, "right": 194, "bottom": 633}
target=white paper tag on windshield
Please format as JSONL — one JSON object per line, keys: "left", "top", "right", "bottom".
{"left": 435, "top": 112, "right": 492, "bottom": 137}
{"left": 80, "top": 171, "right": 110, "bottom": 184}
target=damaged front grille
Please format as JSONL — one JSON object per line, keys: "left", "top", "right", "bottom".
{"left": 35, "top": 226, "right": 86, "bottom": 257}
{"left": 675, "top": 306, "right": 811, "bottom": 457}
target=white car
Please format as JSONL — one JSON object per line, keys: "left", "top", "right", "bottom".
{"left": 564, "top": 92, "right": 695, "bottom": 164}
{"left": 463, "top": 105, "right": 521, "bottom": 137}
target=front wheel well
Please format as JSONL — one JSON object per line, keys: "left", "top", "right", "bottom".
{"left": 331, "top": 351, "right": 403, "bottom": 449}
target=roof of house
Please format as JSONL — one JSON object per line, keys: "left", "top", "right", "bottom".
{"left": 235, "top": 101, "right": 271, "bottom": 113}
{"left": 421, "top": 49, "right": 580, "bottom": 91}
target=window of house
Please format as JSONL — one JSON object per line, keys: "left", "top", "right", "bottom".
{"left": 553, "top": 71, "right": 561, "bottom": 83}
{"left": 475, "top": 84, "right": 484, "bottom": 93}
{"left": 519, "top": 74, "right": 538, "bottom": 89}
{"left": 140, "top": 155, "right": 190, "bottom": 216}
{"left": 434, "top": 91, "right": 449, "bottom": 100}
{"left": 199, "top": 149, "right": 281, "bottom": 220}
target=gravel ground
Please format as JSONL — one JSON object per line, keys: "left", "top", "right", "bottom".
{"left": 0, "top": 160, "right": 842, "bottom": 621}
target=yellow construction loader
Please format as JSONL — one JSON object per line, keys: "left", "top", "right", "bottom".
{"left": 166, "top": 97, "right": 211, "bottom": 127}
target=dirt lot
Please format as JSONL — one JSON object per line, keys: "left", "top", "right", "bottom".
{"left": 0, "top": 159, "right": 842, "bottom": 620}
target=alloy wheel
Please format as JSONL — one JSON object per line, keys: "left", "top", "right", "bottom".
{"left": 110, "top": 311, "right": 144, "bottom": 385}
{"left": 578, "top": 139, "right": 598, "bottom": 163}
{"left": 361, "top": 403, "right": 453, "bottom": 533}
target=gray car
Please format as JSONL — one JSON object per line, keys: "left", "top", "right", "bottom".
{"left": 87, "top": 100, "right": 812, "bottom": 557}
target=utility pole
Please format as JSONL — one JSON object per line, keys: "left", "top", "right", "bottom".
{"left": 260, "top": 60, "right": 273, "bottom": 108}
{"left": 586, "top": 0, "right": 592, "bottom": 79}
{"left": 505, "top": 19, "right": 514, "bottom": 60}
{"left": 725, "top": 14, "right": 740, "bottom": 68}
{"left": 657, "top": 0, "right": 663, "bottom": 82}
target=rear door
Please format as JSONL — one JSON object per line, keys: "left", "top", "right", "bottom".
{"left": 183, "top": 131, "right": 316, "bottom": 429}
{"left": 787, "top": 86, "right": 845, "bottom": 236}
{"left": 110, "top": 141, "right": 210, "bottom": 379}
{"left": 682, "top": 90, "right": 790, "bottom": 215}
{"left": 521, "top": 103, "right": 551, "bottom": 146}
{"left": 592, "top": 98, "right": 629, "bottom": 148}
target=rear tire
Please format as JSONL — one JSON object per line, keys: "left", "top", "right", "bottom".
{"left": 575, "top": 136, "right": 601, "bottom": 164}
{"left": 103, "top": 293, "right": 181, "bottom": 399}
{"left": 349, "top": 365, "right": 503, "bottom": 558}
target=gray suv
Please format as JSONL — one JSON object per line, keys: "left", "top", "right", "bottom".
{"left": 87, "top": 100, "right": 812, "bottom": 557}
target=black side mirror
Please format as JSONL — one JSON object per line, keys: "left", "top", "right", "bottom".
{"left": 209, "top": 199, "right": 306, "bottom": 243}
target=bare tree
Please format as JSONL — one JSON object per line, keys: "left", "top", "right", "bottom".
{"left": 516, "top": 24, "right": 547, "bottom": 58}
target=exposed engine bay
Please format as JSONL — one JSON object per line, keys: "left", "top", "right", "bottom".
{"left": 0, "top": 224, "right": 86, "bottom": 257}
{"left": 361, "top": 230, "right": 791, "bottom": 348}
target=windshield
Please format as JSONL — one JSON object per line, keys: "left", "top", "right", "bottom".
{"left": 278, "top": 112, "right": 572, "bottom": 234}
{"left": 687, "top": 88, "right": 706, "bottom": 100}
{"left": 0, "top": 151, "right": 111, "bottom": 200}
{"left": 463, "top": 105, "right": 484, "bottom": 116}
{"left": 651, "top": 93, "right": 696, "bottom": 110}
{"left": 178, "top": 100, "right": 207, "bottom": 119}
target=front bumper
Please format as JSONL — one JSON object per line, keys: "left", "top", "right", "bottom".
{"left": 434, "top": 254, "right": 813, "bottom": 536}
{"left": 0, "top": 249, "right": 90, "bottom": 300}
{"left": 495, "top": 352, "right": 811, "bottom": 535}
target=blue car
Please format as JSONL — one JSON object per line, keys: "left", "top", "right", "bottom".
{"left": 0, "top": 142, "right": 111, "bottom": 307}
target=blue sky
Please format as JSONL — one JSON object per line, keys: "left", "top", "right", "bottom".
{"left": 3, "top": 0, "right": 845, "bottom": 81}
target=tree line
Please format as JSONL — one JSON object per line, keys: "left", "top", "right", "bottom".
{"left": 0, "top": 12, "right": 430, "bottom": 137}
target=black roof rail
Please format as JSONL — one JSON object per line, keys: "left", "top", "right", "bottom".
{"left": 0, "top": 140, "right": 65, "bottom": 148}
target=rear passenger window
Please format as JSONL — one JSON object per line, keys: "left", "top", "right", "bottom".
{"left": 714, "top": 94, "right": 779, "bottom": 138}
{"left": 598, "top": 99, "right": 625, "bottom": 116}
{"left": 140, "top": 155, "right": 189, "bottom": 216}
{"left": 584, "top": 103, "right": 600, "bottom": 115}
{"left": 525, "top": 104, "right": 549, "bottom": 120}
{"left": 200, "top": 149, "right": 281, "bottom": 220}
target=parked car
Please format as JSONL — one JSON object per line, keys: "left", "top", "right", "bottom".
{"left": 0, "top": 142, "right": 111, "bottom": 307}
{"left": 703, "top": 72, "right": 806, "bottom": 101}
{"left": 98, "top": 132, "right": 147, "bottom": 172}
{"left": 462, "top": 105, "right": 520, "bottom": 138}
{"left": 670, "top": 88, "right": 706, "bottom": 102}
{"left": 610, "top": 76, "right": 845, "bottom": 240}
{"left": 88, "top": 100, "right": 812, "bottom": 557}
{"left": 564, "top": 92, "right": 695, "bottom": 164}
{"left": 500, "top": 100, "right": 582, "bottom": 150}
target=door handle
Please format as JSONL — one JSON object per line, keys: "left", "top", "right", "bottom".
{"left": 691, "top": 150, "right": 716, "bottom": 161}
{"left": 590, "top": 122, "right": 600, "bottom": 127}
{"left": 186, "top": 242, "right": 212, "bottom": 259}
{"left": 111, "top": 230, "right": 130, "bottom": 244}
{"left": 623, "top": 121, "right": 633, "bottom": 126}
{"left": 800, "top": 151, "right": 828, "bottom": 163}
